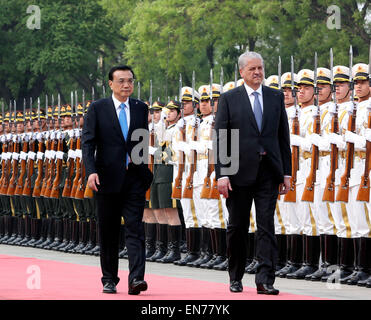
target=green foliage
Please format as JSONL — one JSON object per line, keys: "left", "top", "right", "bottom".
{"left": 0, "top": 0, "right": 369, "bottom": 108}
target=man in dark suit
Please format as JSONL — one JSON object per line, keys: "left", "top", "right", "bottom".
{"left": 82, "top": 65, "right": 153, "bottom": 295}
{"left": 214, "top": 51, "right": 291, "bottom": 295}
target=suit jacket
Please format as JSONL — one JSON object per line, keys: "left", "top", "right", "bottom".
{"left": 214, "top": 84, "right": 291, "bottom": 186}
{"left": 82, "top": 96, "right": 153, "bottom": 194}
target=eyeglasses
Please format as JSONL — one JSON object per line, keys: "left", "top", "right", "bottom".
{"left": 112, "top": 78, "right": 135, "bottom": 85}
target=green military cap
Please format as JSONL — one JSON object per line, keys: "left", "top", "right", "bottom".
{"left": 15, "top": 111, "right": 24, "bottom": 122}
{"left": 166, "top": 100, "right": 181, "bottom": 110}
{"left": 33, "top": 109, "right": 46, "bottom": 120}
{"left": 63, "top": 105, "right": 73, "bottom": 117}
{"left": 47, "top": 106, "right": 53, "bottom": 118}
{"left": 150, "top": 101, "right": 165, "bottom": 111}
{"left": 77, "top": 104, "right": 84, "bottom": 115}
{"left": 85, "top": 101, "right": 92, "bottom": 113}
{"left": 53, "top": 106, "right": 60, "bottom": 117}
{"left": 4, "top": 112, "right": 10, "bottom": 122}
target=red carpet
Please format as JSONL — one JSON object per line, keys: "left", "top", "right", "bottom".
{"left": 0, "top": 254, "right": 326, "bottom": 300}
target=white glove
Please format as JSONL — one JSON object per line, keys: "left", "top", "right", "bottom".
{"left": 300, "top": 138, "right": 312, "bottom": 152}
{"left": 344, "top": 130, "right": 357, "bottom": 144}
{"left": 36, "top": 152, "right": 44, "bottom": 160}
{"left": 74, "top": 129, "right": 81, "bottom": 137}
{"left": 345, "top": 131, "right": 366, "bottom": 149}
{"left": 148, "top": 123, "right": 154, "bottom": 131}
{"left": 346, "top": 103, "right": 355, "bottom": 113}
{"left": 311, "top": 106, "right": 319, "bottom": 117}
{"left": 175, "top": 118, "right": 184, "bottom": 129}
{"left": 208, "top": 140, "right": 213, "bottom": 150}
{"left": 56, "top": 151, "right": 64, "bottom": 160}
{"left": 1, "top": 135, "right": 6, "bottom": 143}
{"left": 75, "top": 149, "right": 82, "bottom": 159}
{"left": 310, "top": 133, "right": 321, "bottom": 147}
{"left": 290, "top": 134, "right": 302, "bottom": 147}
{"left": 20, "top": 151, "right": 28, "bottom": 161}
{"left": 318, "top": 136, "right": 330, "bottom": 151}
{"left": 67, "top": 149, "right": 76, "bottom": 159}
{"left": 148, "top": 146, "right": 157, "bottom": 155}
{"left": 365, "top": 128, "right": 371, "bottom": 142}
{"left": 187, "top": 117, "right": 200, "bottom": 128}
{"left": 181, "top": 141, "right": 191, "bottom": 156}
{"left": 189, "top": 140, "right": 200, "bottom": 150}
{"left": 328, "top": 103, "right": 337, "bottom": 114}
{"left": 28, "top": 151, "right": 36, "bottom": 161}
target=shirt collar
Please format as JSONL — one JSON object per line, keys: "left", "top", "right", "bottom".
{"left": 112, "top": 94, "right": 129, "bottom": 110}
{"left": 244, "top": 83, "right": 263, "bottom": 97}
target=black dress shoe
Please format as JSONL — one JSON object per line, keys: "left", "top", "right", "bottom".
{"left": 128, "top": 279, "right": 148, "bottom": 295}
{"left": 256, "top": 284, "right": 279, "bottom": 295}
{"left": 229, "top": 280, "right": 243, "bottom": 293}
{"left": 103, "top": 281, "right": 117, "bottom": 294}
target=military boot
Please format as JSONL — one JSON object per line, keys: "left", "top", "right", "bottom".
{"left": 310, "top": 234, "right": 338, "bottom": 281}
{"left": 187, "top": 227, "right": 212, "bottom": 267}
{"left": 44, "top": 219, "right": 64, "bottom": 250}
{"left": 37, "top": 217, "right": 55, "bottom": 248}
{"left": 279, "top": 234, "right": 303, "bottom": 278}
{"left": 81, "top": 220, "right": 96, "bottom": 254}
{"left": 210, "top": 228, "right": 228, "bottom": 270}
{"left": 174, "top": 227, "right": 201, "bottom": 266}
{"left": 158, "top": 225, "right": 182, "bottom": 263}
{"left": 340, "top": 238, "right": 358, "bottom": 284}
{"left": 147, "top": 223, "right": 168, "bottom": 262}
{"left": 287, "top": 235, "right": 320, "bottom": 279}
{"left": 275, "top": 234, "right": 288, "bottom": 271}
{"left": 348, "top": 237, "right": 370, "bottom": 285}
{"left": 19, "top": 215, "right": 32, "bottom": 246}
{"left": 246, "top": 233, "right": 259, "bottom": 274}
{"left": 5, "top": 216, "right": 19, "bottom": 244}
{"left": 325, "top": 237, "right": 354, "bottom": 283}
{"left": 55, "top": 218, "right": 71, "bottom": 251}
{"left": 33, "top": 218, "right": 48, "bottom": 247}
{"left": 144, "top": 223, "right": 157, "bottom": 259}
{"left": 71, "top": 221, "right": 89, "bottom": 253}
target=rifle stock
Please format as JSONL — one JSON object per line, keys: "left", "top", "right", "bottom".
{"left": 62, "top": 135, "right": 76, "bottom": 198}
{"left": 32, "top": 138, "right": 44, "bottom": 197}
{"left": 356, "top": 110, "right": 371, "bottom": 202}
{"left": 50, "top": 137, "right": 63, "bottom": 199}
{"left": 23, "top": 136, "right": 36, "bottom": 197}
{"left": 7, "top": 137, "right": 20, "bottom": 196}
{"left": 208, "top": 177, "right": 220, "bottom": 199}
{"left": 182, "top": 126, "right": 197, "bottom": 199}
{"left": 15, "top": 136, "right": 28, "bottom": 196}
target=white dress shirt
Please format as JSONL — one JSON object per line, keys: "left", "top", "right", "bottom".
{"left": 244, "top": 83, "right": 264, "bottom": 113}
{"left": 112, "top": 94, "right": 130, "bottom": 129}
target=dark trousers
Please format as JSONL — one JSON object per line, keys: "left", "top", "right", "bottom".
{"left": 226, "top": 156, "right": 279, "bottom": 285}
{"left": 96, "top": 166, "right": 146, "bottom": 286}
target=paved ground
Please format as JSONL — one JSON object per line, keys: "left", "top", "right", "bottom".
{"left": 1, "top": 244, "right": 370, "bottom": 300}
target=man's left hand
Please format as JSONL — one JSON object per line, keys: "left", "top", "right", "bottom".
{"left": 279, "top": 176, "right": 291, "bottom": 195}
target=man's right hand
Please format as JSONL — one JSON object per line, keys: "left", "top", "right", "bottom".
{"left": 217, "top": 177, "right": 232, "bottom": 198}
{"left": 88, "top": 173, "right": 100, "bottom": 192}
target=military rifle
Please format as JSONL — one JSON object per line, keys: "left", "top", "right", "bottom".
{"left": 302, "top": 52, "right": 320, "bottom": 202}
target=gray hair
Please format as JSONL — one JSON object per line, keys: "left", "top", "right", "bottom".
{"left": 238, "top": 51, "right": 265, "bottom": 70}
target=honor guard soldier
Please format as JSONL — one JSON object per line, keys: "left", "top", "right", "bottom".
{"left": 173, "top": 86, "right": 202, "bottom": 267}
{"left": 156, "top": 100, "right": 183, "bottom": 263}
{"left": 340, "top": 63, "right": 371, "bottom": 286}
{"left": 286, "top": 69, "right": 321, "bottom": 279}
{"left": 306, "top": 67, "right": 338, "bottom": 281}
{"left": 266, "top": 74, "right": 289, "bottom": 272}
{"left": 146, "top": 101, "right": 172, "bottom": 262}
{"left": 277, "top": 71, "right": 302, "bottom": 278}
{"left": 324, "top": 65, "right": 357, "bottom": 283}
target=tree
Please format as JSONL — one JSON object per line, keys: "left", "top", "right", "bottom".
{"left": 0, "top": 0, "right": 123, "bottom": 108}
